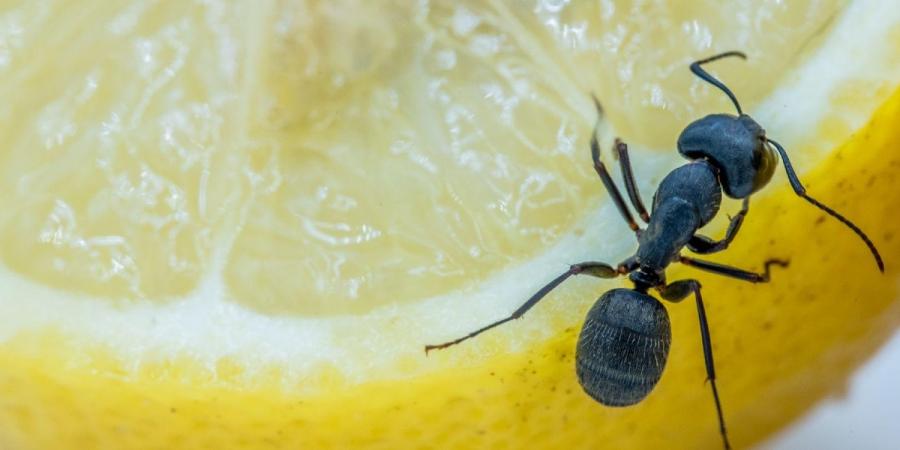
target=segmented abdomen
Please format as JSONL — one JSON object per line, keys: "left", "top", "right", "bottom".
{"left": 575, "top": 289, "right": 671, "bottom": 406}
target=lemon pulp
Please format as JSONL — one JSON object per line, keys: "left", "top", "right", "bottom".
{"left": 0, "top": 0, "right": 849, "bottom": 316}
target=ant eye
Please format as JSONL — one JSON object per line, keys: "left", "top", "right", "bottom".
{"left": 750, "top": 142, "right": 777, "bottom": 192}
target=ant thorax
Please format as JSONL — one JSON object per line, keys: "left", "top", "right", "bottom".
{"left": 634, "top": 160, "right": 722, "bottom": 271}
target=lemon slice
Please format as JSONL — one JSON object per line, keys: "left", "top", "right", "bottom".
{"left": 0, "top": 1, "right": 899, "bottom": 449}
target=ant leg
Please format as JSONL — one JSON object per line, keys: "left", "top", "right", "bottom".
{"left": 766, "top": 139, "right": 883, "bottom": 272}
{"left": 425, "top": 262, "right": 621, "bottom": 353}
{"left": 591, "top": 125, "right": 640, "bottom": 234}
{"left": 679, "top": 256, "right": 788, "bottom": 283}
{"left": 687, "top": 199, "right": 749, "bottom": 254}
{"left": 658, "top": 280, "right": 731, "bottom": 450}
{"left": 614, "top": 138, "right": 651, "bottom": 223}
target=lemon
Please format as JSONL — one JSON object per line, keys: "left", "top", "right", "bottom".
{"left": 0, "top": 1, "right": 899, "bottom": 449}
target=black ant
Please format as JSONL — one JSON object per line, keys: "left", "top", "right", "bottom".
{"left": 425, "top": 51, "right": 883, "bottom": 450}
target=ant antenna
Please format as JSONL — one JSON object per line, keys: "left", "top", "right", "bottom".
{"left": 690, "top": 51, "right": 746, "bottom": 115}
{"left": 767, "top": 138, "right": 884, "bottom": 272}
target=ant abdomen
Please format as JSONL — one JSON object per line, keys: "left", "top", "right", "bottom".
{"left": 576, "top": 289, "right": 671, "bottom": 406}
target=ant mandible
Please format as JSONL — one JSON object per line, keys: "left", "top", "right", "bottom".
{"left": 425, "top": 51, "right": 884, "bottom": 450}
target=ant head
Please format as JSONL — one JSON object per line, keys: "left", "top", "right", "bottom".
{"left": 677, "top": 114, "right": 777, "bottom": 198}
{"left": 679, "top": 52, "right": 884, "bottom": 272}
{"left": 677, "top": 51, "right": 776, "bottom": 198}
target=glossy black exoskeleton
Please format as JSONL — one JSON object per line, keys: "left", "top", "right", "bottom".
{"left": 425, "top": 52, "right": 883, "bottom": 450}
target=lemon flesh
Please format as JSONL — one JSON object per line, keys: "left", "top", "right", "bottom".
{"left": 0, "top": 1, "right": 899, "bottom": 449}
{"left": 0, "top": 0, "right": 849, "bottom": 315}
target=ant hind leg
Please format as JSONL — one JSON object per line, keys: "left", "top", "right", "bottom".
{"left": 658, "top": 279, "right": 731, "bottom": 450}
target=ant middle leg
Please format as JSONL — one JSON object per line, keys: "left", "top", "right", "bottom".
{"left": 688, "top": 198, "right": 749, "bottom": 254}
{"left": 658, "top": 279, "right": 731, "bottom": 450}
{"left": 679, "top": 255, "right": 789, "bottom": 283}
{"left": 425, "top": 261, "right": 622, "bottom": 353}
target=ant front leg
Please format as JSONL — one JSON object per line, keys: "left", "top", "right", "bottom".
{"left": 658, "top": 280, "right": 731, "bottom": 450}
{"left": 613, "top": 138, "right": 650, "bottom": 223}
{"left": 688, "top": 198, "right": 749, "bottom": 254}
{"left": 591, "top": 119, "right": 641, "bottom": 235}
{"left": 425, "top": 262, "right": 622, "bottom": 353}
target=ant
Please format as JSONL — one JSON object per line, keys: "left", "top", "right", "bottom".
{"left": 425, "top": 51, "right": 884, "bottom": 450}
